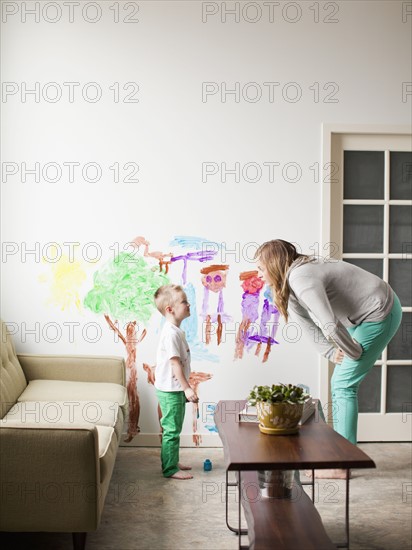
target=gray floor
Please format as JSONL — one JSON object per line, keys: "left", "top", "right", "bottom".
{"left": 1, "top": 443, "right": 411, "bottom": 550}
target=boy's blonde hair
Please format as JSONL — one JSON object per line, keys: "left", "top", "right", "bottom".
{"left": 154, "top": 284, "right": 184, "bottom": 315}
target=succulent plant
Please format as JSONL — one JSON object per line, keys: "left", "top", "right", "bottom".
{"left": 248, "top": 383, "right": 309, "bottom": 406}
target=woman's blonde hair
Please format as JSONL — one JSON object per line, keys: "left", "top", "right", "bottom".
{"left": 255, "top": 240, "right": 310, "bottom": 322}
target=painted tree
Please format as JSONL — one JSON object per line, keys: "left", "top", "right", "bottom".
{"left": 84, "top": 251, "right": 169, "bottom": 442}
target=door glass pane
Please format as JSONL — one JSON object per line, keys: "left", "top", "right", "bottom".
{"left": 343, "top": 259, "right": 383, "bottom": 278}
{"left": 389, "top": 259, "right": 412, "bottom": 306}
{"left": 386, "top": 365, "right": 412, "bottom": 413}
{"left": 389, "top": 206, "right": 412, "bottom": 253}
{"left": 387, "top": 312, "right": 411, "bottom": 360}
{"left": 344, "top": 151, "right": 384, "bottom": 199}
{"left": 390, "top": 152, "right": 412, "bottom": 200}
{"left": 358, "top": 366, "right": 381, "bottom": 413}
{"left": 343, "top": 205, "right": 384, "bottom": 253}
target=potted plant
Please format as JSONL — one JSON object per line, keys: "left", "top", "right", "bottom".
{"left": 248, "top": 383, "right": 310, "bottom": 435}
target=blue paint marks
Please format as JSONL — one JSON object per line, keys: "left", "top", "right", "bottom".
{"left": 169, "top": 235, "right": 221, "bottom": 251}
{"left": 204, "top": 403, "right": 218, "bottom": 433}
{"left": 181, "top": 283, "right": 219, "bottom": 363}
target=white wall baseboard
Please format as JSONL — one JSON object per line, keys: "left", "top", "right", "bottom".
{"left": 119, "top": 433, "right": 223, "bottom": 447}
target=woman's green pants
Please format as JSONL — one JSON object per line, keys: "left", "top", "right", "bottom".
{"left": 331, "top": 294, "right": 403, "bottom": 444}
{"left": 155, "top": 389, "right": 186, "bottom": 477}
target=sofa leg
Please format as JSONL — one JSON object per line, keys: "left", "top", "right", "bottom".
{"left": 72, "top": 532, "right": 87, "bottom": 550}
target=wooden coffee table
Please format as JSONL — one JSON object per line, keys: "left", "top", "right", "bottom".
{"left": 214, "top": 400, "right": 376, "bottom": 550}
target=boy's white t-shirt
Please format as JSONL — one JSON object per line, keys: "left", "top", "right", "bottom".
{"left": 155, "top": 320, "right": 191, "bottom": 392}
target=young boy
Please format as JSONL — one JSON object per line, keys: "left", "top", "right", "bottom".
{"left": 154, "top": 284, "right": 198, "bottom": 480}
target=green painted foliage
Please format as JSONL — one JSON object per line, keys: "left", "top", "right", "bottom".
{"left": 84, "top": 252, "right": 169, "bottom": 323}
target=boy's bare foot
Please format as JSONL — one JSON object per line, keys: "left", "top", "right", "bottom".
{"left": 169, "top": 471, "right": 193, "bottom": 480}
{"left": 304, "top": 469, "right": 350, "bottom": 479}
{"left": 178, "top": 463, "right": 192, "bottom": 470}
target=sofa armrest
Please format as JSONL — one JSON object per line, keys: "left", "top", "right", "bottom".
{"left": 0, "top": 425, "right": 102, "bottom": 531}
{"left": 17, "top": 354, "right": 126, "bottom": 386}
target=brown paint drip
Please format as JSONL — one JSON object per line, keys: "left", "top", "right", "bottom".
{"left": 104, "top": 315, "right": 146, "bottom": 442}
{"left": 189, "top": 371, "right": 213, "bottom": 446}
{"left": 217, "top": 313, "right": 223, "bottom": 345}
{"left": 235, "top": 319, "right": 251, "bottom": 359}
{"left": 192, "top": 403, "right": 199, "bottom": 441}
{"left": 205, "top": 314, "right": 212, "bottom": 345}
{"left": 263, "top": 341, "right": 271, "bottom": 363}
{"left": 255, "top": 342, "right": 261, "bottom": 356}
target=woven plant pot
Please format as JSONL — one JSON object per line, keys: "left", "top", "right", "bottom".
{"left": 256, "top": 401, "right": 304, "bottom": 435}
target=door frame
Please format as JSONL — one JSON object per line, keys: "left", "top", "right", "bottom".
{"left": 319, "top": 123, "right": 411, "bottom": 434}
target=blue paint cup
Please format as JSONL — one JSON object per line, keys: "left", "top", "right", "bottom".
{"left": 203, "top": 459, "right": 212, "bottom": 472}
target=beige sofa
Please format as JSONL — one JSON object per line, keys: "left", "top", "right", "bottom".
{"left": 0, "top": 321, "right": 127, "bottom": 550}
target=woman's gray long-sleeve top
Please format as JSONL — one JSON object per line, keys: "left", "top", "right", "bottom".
{"left": 287, "top": 257, "right": 394, "bottom": 360}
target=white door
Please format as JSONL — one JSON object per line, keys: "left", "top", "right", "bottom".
{"left": 321, "top": 127, "right": 412, "bottom": 441}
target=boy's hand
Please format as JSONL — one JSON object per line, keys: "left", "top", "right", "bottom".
{"left": 184, "top": 387, "right": 198, "bottom": 403}
{"left": 333, "top": 348, "right": 345, "bottom": 364}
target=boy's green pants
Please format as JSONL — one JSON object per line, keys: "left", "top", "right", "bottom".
{"left": 155, "top": 389, "right": 186, "bottom": 477}
{"left": 331, "top": 294, "right": 402, "bottom": 444}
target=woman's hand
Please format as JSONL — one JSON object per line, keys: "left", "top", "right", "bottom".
{"left": 333, "top": 348, "right": 345, "bottom": 364}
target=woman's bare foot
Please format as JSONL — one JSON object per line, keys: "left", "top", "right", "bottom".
{"left": 305, "top": 469, "right": 350, "bottom": 479}
{"left": 169, "top": 471, "right": 193, "bottom": 480}
{"left": 178, "top": 463, "right": 192, "bottom": 471}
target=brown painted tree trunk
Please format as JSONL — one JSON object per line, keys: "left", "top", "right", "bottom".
{"left": 104, "top": 315, "right": 146, "bottom": 442}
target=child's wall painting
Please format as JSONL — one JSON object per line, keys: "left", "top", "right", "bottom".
{"left": 39, "top": 235, "right": 280, "bottom": 445}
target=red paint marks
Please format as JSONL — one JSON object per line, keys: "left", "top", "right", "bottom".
{"left": 240, "top": 270, "right": 264, "bottom": 293}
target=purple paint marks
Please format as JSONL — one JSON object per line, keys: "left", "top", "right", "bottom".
{"left": 235, "top": 271, "right": 279, "bottom": 362}
{"left": 171, "top": 250, "right": 217, "bottom": 285}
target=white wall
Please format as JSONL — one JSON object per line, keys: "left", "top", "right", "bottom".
{"left": 1, "top": 1, "right": 410, "bottom": 440}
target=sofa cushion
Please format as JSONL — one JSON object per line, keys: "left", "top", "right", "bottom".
{"left": 1, "top": 400, "right": 119, "bottom": 428}
{"left": 0, "top": 423, "right": 115, "bottom": 458}
{"left": 0, "top": 322, "right": 28, "bottom": 418}
{"left": 18, "top": 379, "right": 127, "bottom": 407}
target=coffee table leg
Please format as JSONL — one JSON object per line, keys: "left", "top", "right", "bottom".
{"left": 238, "top": 471, "right": 241, "bottom": 549}
{"left": 311, "top": 468, "right": 315, "bottom": 502}
{"left": 336, "top": 469, "right": 350, "bottom": 549}
{"left": 345, "top": 468, "right": 350, "bottom": 548}
{"left": 225, "top": 470, "right": 248, "bottom": 537}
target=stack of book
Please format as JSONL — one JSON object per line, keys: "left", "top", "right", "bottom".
{"left": 238, "top": 398, "right": 318, "bottom": 425}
